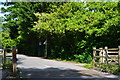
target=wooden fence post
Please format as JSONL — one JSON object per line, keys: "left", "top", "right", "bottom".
{"left": 12, "top": 46, "right": 17, "bottom": 74}
{"left": 105, "top": 46, "right": 108, "bottom": 65}
{"left": 2, "top": 47, "right": 6, "bottom": 69}
{"left": 99, "top": 48, "right": 103, "bottom": 63}
{"left": 103, "top": 49, "right": 106, "bottom": 64}
{"left": 44, "top": 39, "right": 47, "bottom": 58}
{"left": 93, "top": 47, "right": 96, "bottom": 67}
{"left": 118, "top": 46, "right": 120, "bottom": 66}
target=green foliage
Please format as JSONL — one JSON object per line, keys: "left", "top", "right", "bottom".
{"left": 2, "top": 2, "right": 120, "bottom": 63}
{"left": 74, "top": 53, "right": 92, "bottom": 63}
{"left": 2, "top": 57, "right": 12, "bottom": 69}
{"left": 0, "top": 17, "right": 3, "bottom": 47}
{"left": 33, "top": 2, "right": 119, "bottom": 63}
{"left": 100, "top": 64, "right": 120, "bottom": 74}
{"left": 74, "top": 54, "right": 84, "bottom": 63}
{"left": 1, "top": 32, "right": 16, "bottom": 47}
{"left": 2, "top": 2, "right": 65, "bottom": 56}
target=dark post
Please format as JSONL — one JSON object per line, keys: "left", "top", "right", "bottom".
{"left": 118, "top": 46, "right": 120, "bottom": 66}
{"left": 99, "top": 48, "right": 103, "bottom": 63}
{"left": 93, "top": 47, "right": 96, "bottom": 67}
{"left": 2, "top": 47, "right": 6, "bottom": 69}
{"left": 44, "top": 39, "right": 47, "bottom": 58}
{"left": 105, "top": 46, "right": 108, "bottom": 65}
{"left": 12, "top": 46, "right": 17, "bottom": 74}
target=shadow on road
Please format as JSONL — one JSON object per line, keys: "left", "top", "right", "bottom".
{"left": 20, "top": 67, "right": 91, "bottom": 77}
{"left": 15, "top": 54, "right": 119, "bottom": 80}
{"left": 17, "top": 67, "right": 120, "bottom": 80}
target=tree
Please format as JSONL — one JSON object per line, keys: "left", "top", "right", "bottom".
{"left": 34, "top": 2, "right": 119, "bottom": 63}
{"left": 2, "top": 2, "right": 65, "bottom": 56}
{"left": 0, "top": 17, "right": 3, "bottom": 47}
{"left": 2, "top": 2, "right": 120, "bottom": 63}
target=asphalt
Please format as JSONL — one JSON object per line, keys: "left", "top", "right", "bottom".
{"left": 16, "top": 54, "right": 120, "bottom": 80}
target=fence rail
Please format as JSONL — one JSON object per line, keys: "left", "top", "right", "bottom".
{"left": 93, "top": 46, "right": 120, "bottom": 67}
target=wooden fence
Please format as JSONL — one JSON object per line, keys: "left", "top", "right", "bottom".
{"left": 93, "top": 46, "right": 120, "bottom": 67}
{"left": 2, "top": 46, "right": 17, "bottom": 73}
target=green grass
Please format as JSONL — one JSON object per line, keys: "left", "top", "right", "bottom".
{"left": 100, "top": 64, "right": 120, "bottom": 74}
{"left": 47, "top": 56, "right": 84, "bottom": 63}
{"left": 3, "top": 58, "right": 12, "bottom": 69}
{"left": 53, "top": 58, "right": 81, "bottom": 63}
{"left": 81, "top": 64, "right": 94, "bottom": 69}
{"left": 6, "top": 52, "right": 12, "bottom": 54}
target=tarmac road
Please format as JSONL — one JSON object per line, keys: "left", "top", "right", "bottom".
{"left": 16, "top": 54, "right": 120, "bottom": 80}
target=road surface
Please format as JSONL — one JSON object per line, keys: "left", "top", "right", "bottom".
{"left": 17, "top": 54, "right": 119, "bottom": 80}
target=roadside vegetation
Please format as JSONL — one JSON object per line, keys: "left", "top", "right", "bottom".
{"left": 81, "top": 63, "right": 120, "bottom": 75}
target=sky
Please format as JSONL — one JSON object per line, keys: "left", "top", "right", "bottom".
{"left": 0, "top": 2, "right": 10, "bottom": 17}
{"left": 0, "top": 0, "right": 7, "bottom": 2}
{"left": 0, "top": 4, "right": 4, "bottom": 17}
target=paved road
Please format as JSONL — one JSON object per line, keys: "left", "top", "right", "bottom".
{"left": 17, "top": 54, "right": 119, "bottom": 80}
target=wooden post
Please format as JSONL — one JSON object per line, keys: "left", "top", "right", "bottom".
{"left": 99, "top": 48, "right": 103, "bottom": 63}
{"left": 12, "top": 46, "right": 17, "bottom": 74}
{"left": 93, "top": 47, "right": 96, "bottom": 67}
{"left": 102, "top": 49, "right": 106, "bottom": 63}
{"left": 44, "top": 39, "right": 47, "bottom": 58}
{"left": 2, "top": 47, "right": 6, "bottom": 69}
{"left": 105, "top": 46, "right": 108, "bottom": 65}
{"left": 118, "top": 46, "right": 120, "bottom": 66}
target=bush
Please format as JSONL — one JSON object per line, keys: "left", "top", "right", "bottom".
{"left": 74, "top": 53, "right": 92, "bottom": 63}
